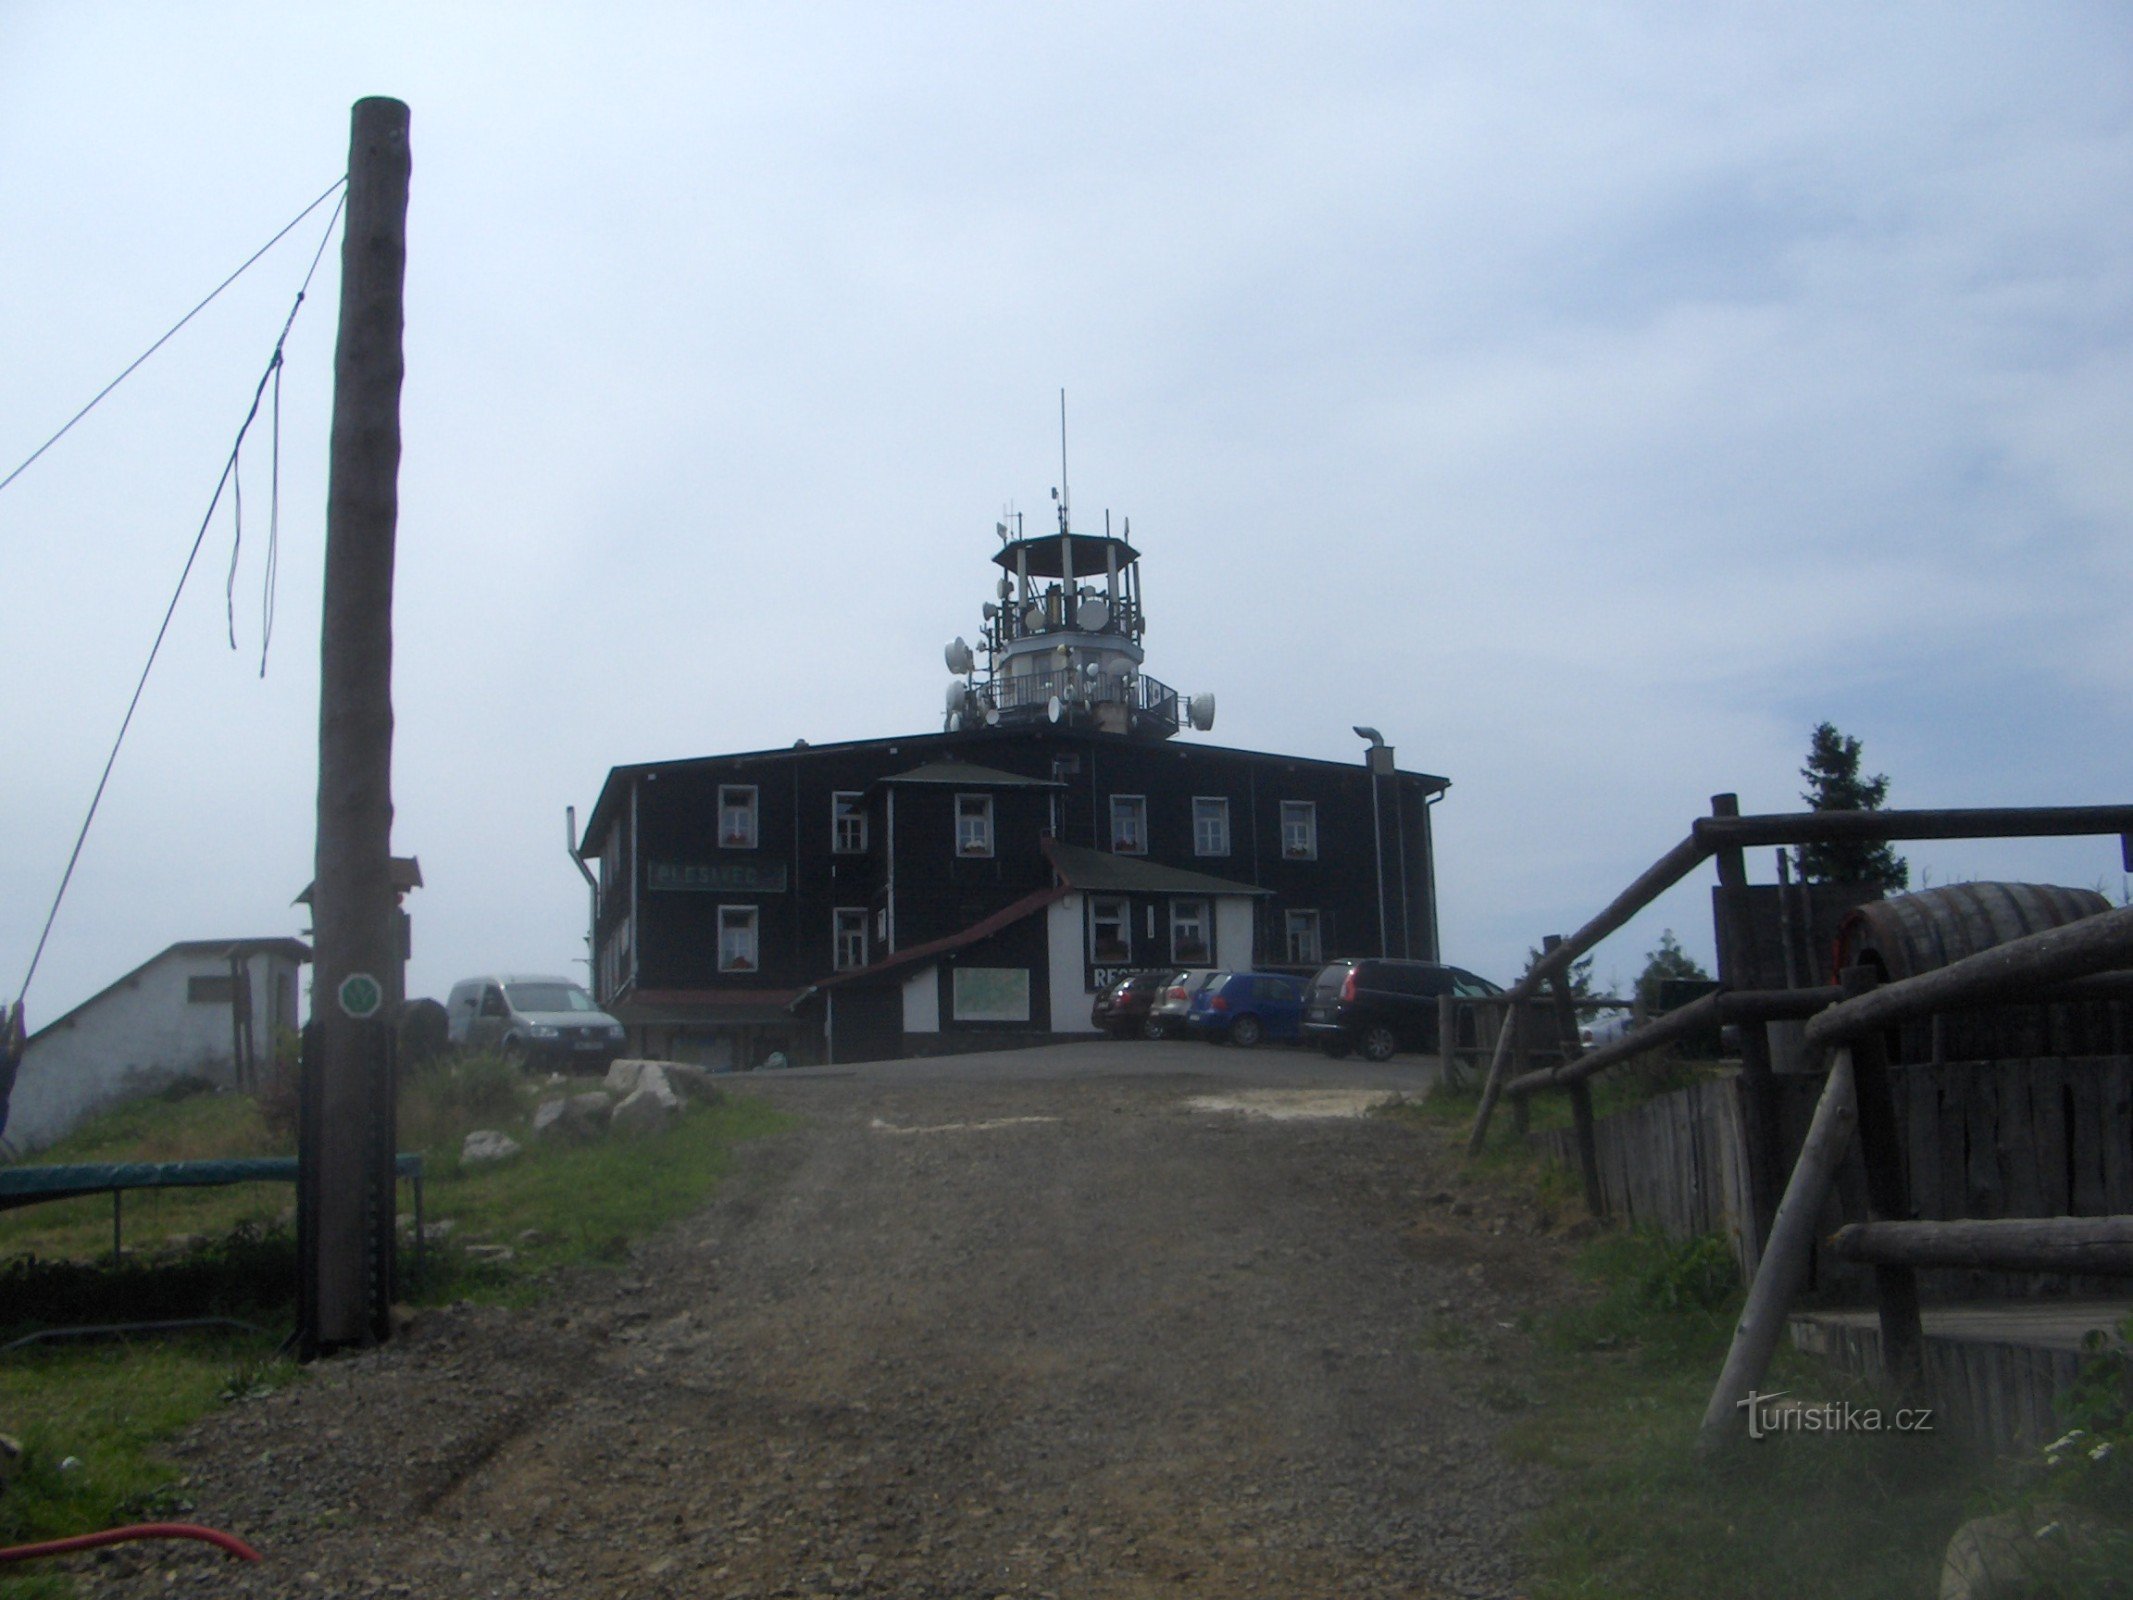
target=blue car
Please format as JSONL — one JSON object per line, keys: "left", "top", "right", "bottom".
{"left": 1185, "top": 971, "right": 1307, "bottom": 1047}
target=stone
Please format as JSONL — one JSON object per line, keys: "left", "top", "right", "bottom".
{"left": 533, "top": 1092, "right": 611, "bottom": 1144}
{"left": 463, "top": 1244, "right": 516, "bottom": 1265}
{"left": 461, "top": 1129, "right": 523, "bottom": 1166}
{"left": 605, "top": 1058, "right": 670, "bottom": 1097}
{"left": 612, "top": 1079, "right": 682, "bottom": 1137}
{"left": 660, "top": 1061, "right": 724, "bottom": 1103}
{"left": 1940, "top": 1506, "right": 2107, "bottom": 1600}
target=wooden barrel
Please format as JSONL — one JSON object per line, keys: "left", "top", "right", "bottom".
{"left": 1834, "top": 883, "right": 2121, "bottom": 1062}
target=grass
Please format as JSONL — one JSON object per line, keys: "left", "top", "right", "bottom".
{"left": 1404, "top": 1080, "right": 2133, "bottom": 1599}
{"left": 0, "top": 1058, "right": 791, "bottom": 1587}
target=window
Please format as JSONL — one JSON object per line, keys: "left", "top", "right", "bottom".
{"left": 1110, "top": 794, "right": 1147, "bottom": 854}
{"left": 956, "top": 793, "right": 993, "bottom": 857}
{"left": 719, "top": 785, "right": 758, "bottom": 849}
{"left": 1285, "top": 909, "right": 1322, "bottom": 964}
{"left": 1171, "top": 899, "right": 1211, "bottom": 964}
{"left": 832, "top": 792, "right": 867, "bottom": 854}
{"left": 1280, "top": 800, "right": 1317, "bottom": 860}
{"left": 718, "top": 905, "right": 758, "bottom": 972}
{"left": 1091, "top": 896, "right": 1130, "bottom": 962}
{"left": 834, "top": 907, "right": 867, "bottom": 971}
{"left": 1192, "top": 796, "right": 1230, "bottom": 857}
{"left": 187, "top": 975, "right": 235, "bottom": 1004}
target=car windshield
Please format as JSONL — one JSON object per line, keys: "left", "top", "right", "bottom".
{"left": 505, "top": 982, "right": 598, "bottom": 1014}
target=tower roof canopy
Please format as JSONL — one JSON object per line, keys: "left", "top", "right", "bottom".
{"left": 993, "top": 531, "right": 1138, "bottom": 580}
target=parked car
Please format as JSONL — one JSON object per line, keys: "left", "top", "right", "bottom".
{"left": 1146, "top": 968, "right": 1220, "bottom": 1039}
{"left": 1185, "top": 971, "right": 1308, "bottom": 1047}
{"left": 1579, "top": 1010, "right": 1636, "bottom": 1051}
{"left": 445, "top": 974, "right": 627, "bottom": 1071}
{"left": 1091, "top": 970, "right": 1174, "bottom": 1038}
{"left": 1301, "top": 958, "right": 1502, "bottom": 1061}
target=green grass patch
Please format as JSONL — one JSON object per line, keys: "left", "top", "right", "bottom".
{"left": 0, "top": 1062, "right": 791, "bottom": 1588}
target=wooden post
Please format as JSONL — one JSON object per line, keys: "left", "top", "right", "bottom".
{"left": 301, "top": 97, "right": 410, "bottom": 1358}
{"left": 1839, "top": 965, "right": 1925, "bottom": 1398}
{"left": 1711, "top": 793, "right": 1782, "bottom": 1254}
{"left": 1543, "top": 935, "right": 1605, "bottom": 1219}
{"left": 1698, "top": 1044, "right": 1858, "bottom": 1453}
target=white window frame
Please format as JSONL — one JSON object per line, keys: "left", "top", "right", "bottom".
{"left": 833, "top": 906, "right": 867, "bottom": 971}
{"left": 1280, "top": 800, "right": 1317, "bottom": 861}
{"left": 1285, "top": 909, "right": 1322, "bottom": 965}
{"left": 719, "top": 785, "right": 759, "bottom": 850}
{"left": 1192, "top": 796, "right": 1230, "bottom": 857}
{"left": 1090, "top": 896, "right": 1131, "bottom": 962}
{"left": 831, "top": 792, "right": 867, "bottom": 854}
{"left": 717, "top": 904, "right": 759, "bottom": 972}
{"left": 1110, "top": 794, "right": 1148, "bottom": 855}
{"left": 956, "top": 793, "right": 994, "bottom": 858}
{"left": 1171, "top": 899, "right": 1211, "bottom": 964}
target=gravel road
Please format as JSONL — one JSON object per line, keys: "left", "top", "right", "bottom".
{"left": 80, "top": 1042, "right": 1578, "bottom": 1599}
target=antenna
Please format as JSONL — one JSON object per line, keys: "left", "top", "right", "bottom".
{"left": 1058, "top": 388, "right": 1069, "bottom": 533}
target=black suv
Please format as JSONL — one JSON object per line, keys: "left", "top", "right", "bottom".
{"left": 1301, "top": 958, "right": 1501, "bottom": 1061}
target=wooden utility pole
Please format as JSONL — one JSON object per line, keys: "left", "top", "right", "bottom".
{"left": 300, "top": 97, "right": 410, "bottom": 1357}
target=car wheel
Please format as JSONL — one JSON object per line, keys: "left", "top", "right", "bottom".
{"left": 1229, "top": 1015, "right": 1263, "bottom": 1048}
{"left": 1360, "top": 1024, "right": 1399, "bottom": 1062}
{"left": 502, "top": 1036, "right": 529, "bottom": 1070}
{"left": 1142, "top": 1016, "right": 1166, "bottom": 1041}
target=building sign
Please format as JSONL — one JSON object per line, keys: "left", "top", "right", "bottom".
{"left": 648, "top": 860, "right": 789, "bottom": 894}
{"left": 1087, "top": 964, "right": 1142, "bottom": 994}
{"left": 952, "top": 967, "right": 1030, "bottom": 1023}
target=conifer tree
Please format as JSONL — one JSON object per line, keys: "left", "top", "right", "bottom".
{"left": 1796, "top": 721, "right": 1909, "bottom": 891}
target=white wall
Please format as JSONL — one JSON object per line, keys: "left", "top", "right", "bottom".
{"left": 1216, "top": 897, "right": 1256, "bottom": 971}
{"left": 8, "top": 947, "right": 301, "bottom": 1153}
{"left": 1048, "top": 893, "right": 1100, "bottom": 1034}
{"left": 901, "top": 964, "right": 940, "bottom": 1034}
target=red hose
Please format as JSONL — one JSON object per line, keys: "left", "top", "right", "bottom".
{"left": 0, "top": 1522, "right": 262, "bottom": 1564}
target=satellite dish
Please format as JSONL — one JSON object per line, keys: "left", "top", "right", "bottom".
{"left": 1047, "top": 696, "right": 1062, "bottom": 724}
{"left": 1022, "top": 601, "right": 1045, "bottom": 632}
{"left": 996, "top": 576, "right": 1011, "bottom": 600}
{"left": 982, "top": 602, "right": 999, "bottom": 620}
{"left": 1103, "top": 655, "right": 1132, "bottom": 676}
{"left": 946, "top": 712, "right": 962, "bottom": 732}
{"left": 944, "top": 637, "right": 975, "bottom": 676}
{"left": 1074, "top": 597, "right": 1111, "bottom": 631}
{"left": 985, "top": 706, "right": 1000, "bottom": 726}
{"left": 1082, "top": 661, "right": 1100, "bottom": 681}
{"left": 945, "top": 680, "right": 968, "bottom": 712}
{"left": 1188, "top": 692, "right": 1217, "bottom": 731}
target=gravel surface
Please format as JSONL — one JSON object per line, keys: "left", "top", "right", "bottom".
{"left": 76, "top": 1043, "right": 1581, "bottom": 1599}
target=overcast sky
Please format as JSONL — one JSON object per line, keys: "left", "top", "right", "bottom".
{"left": 3, "top": 3, "right": 2129, "bottom": 1023}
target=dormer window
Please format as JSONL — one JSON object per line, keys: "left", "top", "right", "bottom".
{"left": 719, "top": 785, "right": 758, "bottom": 849}
{"left": 956, "top": 794, "right": 994, "bottom": 857}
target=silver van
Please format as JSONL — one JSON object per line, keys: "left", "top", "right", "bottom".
{"left": 444, "top": 974, "right": 626, "bottom": 1071}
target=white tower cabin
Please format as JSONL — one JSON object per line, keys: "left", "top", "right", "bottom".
{"left": 944, "top": 501, "right": 1214, "bottom": 741}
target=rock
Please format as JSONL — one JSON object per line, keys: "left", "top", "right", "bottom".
{"left": 463, "top": 1244, "right": 516, "bottom": 1265}
{"left": 1940, "top": 1506, "right": 2107, "bottom": 1600}
{"left": 0, "top": 1432, "right": 21, "bottom": 1490}
{"left": 461, "top": 1129, "right": 523, "bottom": 1166}
{"left": 660, "top": 1061, "right": 724, "bottom": 1104}
{"left": 612, "top": 1079, "right": 682, "bottom": 1137}
{"left": 533, "top": 1092, "right": 612, "bottom": 1144}
{"left": 605, "top": 1058, "right": 671, "bottom": 1097}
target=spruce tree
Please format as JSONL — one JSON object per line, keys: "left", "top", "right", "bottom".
{"left": 1795, "top": 721, "right": 1909, "bottom": 891}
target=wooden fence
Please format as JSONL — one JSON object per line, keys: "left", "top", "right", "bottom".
{"left": 1539, "top": 1055, "right": 2133, "bottom": 1296}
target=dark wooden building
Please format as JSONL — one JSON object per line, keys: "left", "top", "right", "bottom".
{"left": 576, "top": 505, "right": 1450, "bottom": 1066}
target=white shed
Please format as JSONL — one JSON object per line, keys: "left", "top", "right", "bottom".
{"left": 4, "top": 938, "right": 309, "bottom": 1154}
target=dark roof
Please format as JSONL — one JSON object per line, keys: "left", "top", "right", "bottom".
{"left": 879, "top": 761, "right": 1063, "bottom": 789}
{"left": 579, "top": 725, "right": 1450, "bottom": 853}
{"left": 992, "top": 530, "right": 1139, "bottom": 579}
{"left": 791, "top": 884, "right": 1070, "bottom": 1005}
{"left": 1042, "top": 837, "right": 1271, "bottom": 897}
{"left": 27, "top": 938, "right": 312, "bottom": 1044}
{"left": 292, "top": 856, "right": 424, "bottom": 906}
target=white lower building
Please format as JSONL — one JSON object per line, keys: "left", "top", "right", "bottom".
{"left": 4, "top": 938, "right": 309, "bottom": 1154}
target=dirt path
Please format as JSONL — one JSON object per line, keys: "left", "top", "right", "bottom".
{"left": 82, "top": 1044, "right": 1578, "bottom": 1599}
